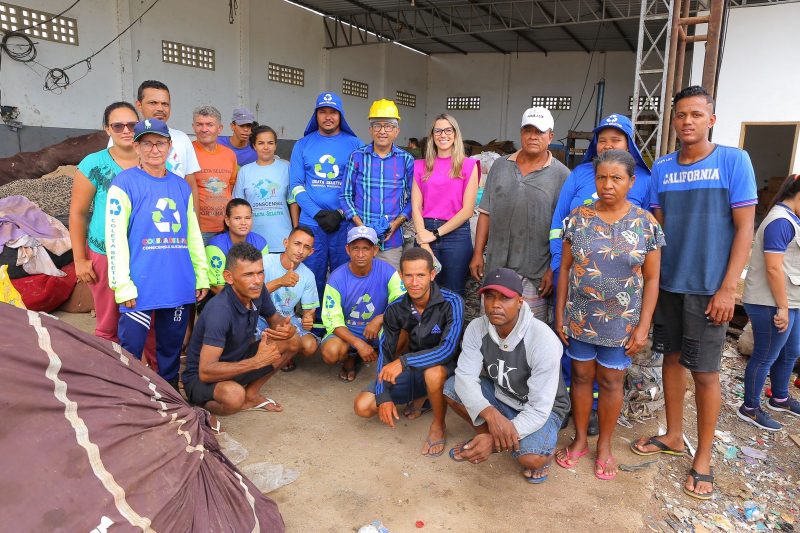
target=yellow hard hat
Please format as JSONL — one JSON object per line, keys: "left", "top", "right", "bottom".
{"left": 368, "top": 99, "right": 400, "bottom": 120}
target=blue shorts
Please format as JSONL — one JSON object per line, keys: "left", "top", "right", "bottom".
{"left": 443, "top": 375, "right": 561, "bottom": 458}
{"left": 364, "top": 367, "right": 428, "bottom": 405}
{"left": 288, "top": 315, "right": 318, "bottom": 339}
{"left": 321, "top": 332, "right": 377, "bottom": 348}
{"left": 566, "top": 337, "right": 631, "bottom": 370}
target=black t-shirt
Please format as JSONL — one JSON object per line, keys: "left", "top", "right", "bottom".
{"left": 181, "top": 283, "right": 276, "bottom": 382}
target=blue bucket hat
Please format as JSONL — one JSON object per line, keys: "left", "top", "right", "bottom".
{"left": 303, "top": 92, "right": 357, "bottom": 137}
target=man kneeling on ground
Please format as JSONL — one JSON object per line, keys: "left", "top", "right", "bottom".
{"left": 181, "top": 242, "right": 301, "bottom": 426}
{"left": 445, "top": 268, "right": 570, "bottom": 483}
{"left": 354, "top": 248, "right": 464, "bottom": 457}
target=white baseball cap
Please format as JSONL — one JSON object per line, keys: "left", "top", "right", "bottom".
{"left": 521, "top": 107, "right": 554, "bottom": 132}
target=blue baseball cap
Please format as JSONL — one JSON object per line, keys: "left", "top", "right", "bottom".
{"left": 133, "top": 118, "right": 171, "bottom": 141}
{"left": 315, "top": 91, "right": 344, "bottom": 112}
{"left": 346, "top": 225, "right": 378, "bottom": 245}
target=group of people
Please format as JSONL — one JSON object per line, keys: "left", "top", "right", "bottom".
{"left": 67, "top": 79, "right": 800, "bottom": 497}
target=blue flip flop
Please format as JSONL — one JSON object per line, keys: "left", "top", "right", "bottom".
{"left": 448, "top": 442, "right": 469, "bottom": 462}
{"left": 524, "top": 464, "right": 550, "bottom": 484}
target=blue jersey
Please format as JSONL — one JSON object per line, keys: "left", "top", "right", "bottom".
{"left": 289, "top": 131, "right": 362, "bottom": 226}
{"left": 105, "top": 167, "right": 208, "bottom": 312}
{"left": 321, "top": 259, "right": 405, "bottom": 339}
{"left": 650, "top": 145, "right": 757, "bottom": 295}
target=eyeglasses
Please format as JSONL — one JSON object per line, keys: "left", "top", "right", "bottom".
{"left": 370, "top": 123, "right": 397, "bottom": 132}
{"left": 109, "top": 122, "right": 138, "bottom": 133}
{"left": 433, "top": 127, "right": 455, "bottom": 136}
{"left": 138, "top": 140, "right": 170, "bottom": 151}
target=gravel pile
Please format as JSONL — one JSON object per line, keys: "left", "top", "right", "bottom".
{"left": 0, "top": 165, "right": 76, "bottom": 218}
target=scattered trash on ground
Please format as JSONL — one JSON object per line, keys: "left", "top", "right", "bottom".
{"left": 649, "top": 338, "right": 800, "bottom": 532}
{"left": 218, "top": 433, "right": 249, "bottom": 465}
{"left": 357, "top": 520, "right": 390, "bottom": 533}
{"left": 240, "top": 462, "right": 300, "bottom": 494}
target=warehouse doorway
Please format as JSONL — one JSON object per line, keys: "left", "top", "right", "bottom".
{"left": 740, "top": 122, "right": 799, "bottom": 219}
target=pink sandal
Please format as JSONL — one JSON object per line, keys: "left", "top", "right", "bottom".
{"left": 595, "top": 456, "right": 617, "bottom": 480}
{"left": 555, "top": 447, "right": 589, "bottom": 469}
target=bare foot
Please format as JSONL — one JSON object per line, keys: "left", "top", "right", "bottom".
{"left": 404, "top": 397, "right": 430, "bottom": 420}
{"left": 339, "top": 356, "right": 356, "bottom": 382}
{"left": 242, "top": 396, "right": 283, "bottom": 412}
{"left": 421, "top": 424, "right": 446, "bottom": 456}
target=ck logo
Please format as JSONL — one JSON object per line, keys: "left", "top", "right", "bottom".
{"left": 108, "top": 198, "right": 122, "bottom": 216}
{"left": 487, "top": 359, "right": 517, "bottom": 394}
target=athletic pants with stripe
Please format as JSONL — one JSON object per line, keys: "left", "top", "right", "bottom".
{"left": 118, "top": 306, "right": 188, "bottom": 382}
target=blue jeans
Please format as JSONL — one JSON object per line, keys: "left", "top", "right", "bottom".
{"left": 304, "top": 223, "right": 349, "bottom": 327}
{"left": 444, "top": 376, "right": 561, "bottom": 458}
{"left": 424, "top": 218, "right": 472, "bottom": 296}
{"left": 743, "top": 303, "right": 800, "bottom": 408}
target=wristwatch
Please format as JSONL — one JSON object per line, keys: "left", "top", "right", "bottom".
{"left": 432, "top": 228, "right": 440, "bottom": 240}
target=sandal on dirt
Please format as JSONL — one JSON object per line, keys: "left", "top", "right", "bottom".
{"left": 595, "top": 456, "right": 617, "bottom": 480}
{"left": 245, "top": 398, "right": 282, "bottom": 412}
{"left": 338, "top": 356, "right": 360, "bottom": 382}
{"left": 523, "top": 464, "right": 550, "bottom": 484}
{"left": 281, "top": 360, "right": 297, "bottom": 372}
{"left": 448, "top": 441, "right": 470, "bottom": 462}
{"left": 683, "top": 468, "right": 714, "bottom": 500}
{"left": 555, "top": 447, "right": 589, "bottom": 469}
{"left": 422, "top": 436, "right": 447, "bottom": 458}
{"left": 630, "top": 436, "right": 686, "bottom": 457}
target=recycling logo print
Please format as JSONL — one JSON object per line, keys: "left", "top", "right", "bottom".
{"left": 144, "top": 119, "right": 152, "bottom": 128}
{"left": 349, "top": 293, "right": 375, "bottom": 321}
{"left": 211, "top": 255, "right": 223, "bottom": 269}
{"left": 108, "top": 198, "right": 122, "bottom": 216}
{"left": 605, "top": 114, "right": 619, "bottom": 124}
{"left": 323, "top": 93, "right": 333, "bottom": 102}
{"left": 314, "top": 154, "right": 339, "bottom": 180}
{"left": 325, "top": 295, "right": 336, "bottom": 309}
{"left": 152, "top": 197, "right": 182, "bottom": 233}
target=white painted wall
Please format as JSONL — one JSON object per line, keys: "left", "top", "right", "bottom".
{"left": 691, "top": 2, "right": 800, "bottom": 173}
{"left": 1, "top": 0, "right": 124, "bottom": 130}
{"left": 2, "top": 0, "right": 636, "bottom": 148}
{"left": 426, "top": 51, "right": 637, "bottom": 144}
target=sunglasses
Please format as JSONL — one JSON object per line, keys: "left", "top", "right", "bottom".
{"left": 109, "top": 122, "right": 138, "bottom": 133}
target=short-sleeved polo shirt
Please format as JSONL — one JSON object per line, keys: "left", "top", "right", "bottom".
{"left": 182, "top": 283, "right": 276, "bottom": 383}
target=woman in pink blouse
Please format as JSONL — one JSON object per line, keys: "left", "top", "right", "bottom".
{"left": 411, "top": 114, "right": 479, "bottom": 296}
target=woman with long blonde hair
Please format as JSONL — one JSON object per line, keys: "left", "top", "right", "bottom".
{"left": 411, "top": 114, "right": 479, "bottom": 295}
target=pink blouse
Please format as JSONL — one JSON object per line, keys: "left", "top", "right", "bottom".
{"left": 413, "top": 156, "right": 479, "bottom": 220}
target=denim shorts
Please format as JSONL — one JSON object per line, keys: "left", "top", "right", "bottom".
{"left": 288, "top": 315, "right": 319, "bottom": 339}
{"left": 566, "top": 337, "right": 631, "bottom": 370}
{"left": 443, "top": 375, "right": 561, "bottom": 458}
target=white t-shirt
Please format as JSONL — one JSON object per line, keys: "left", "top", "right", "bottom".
{"left": 107, "top": 127, "right": 201, "bottom": 178}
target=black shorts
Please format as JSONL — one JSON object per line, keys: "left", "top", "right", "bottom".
{"left": 183, "top": 345, "right": 274, "bottom": 406}
{"left": 652, "top": 289, "right": 727, "bottom": 373}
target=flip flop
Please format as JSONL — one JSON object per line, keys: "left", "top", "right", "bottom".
{"left": 448, "top": 441, "right": 470, "bottom": 462}
{"left": 555, "top": 446, "right": 589, "bottom": 469}
{"left": 595, "top": 456, "right": 617, "bottom": 480}
{"left": 210, "top": 418, "right": 223, "bottom": 435}
{"left": 281, "top": 360, "right": 297, "bottom": 372}
{"left": 245, "top": 399, "right": 282, "bottom": 412}
{"left": 523, "top": 464, "right": 550, "bottom": 484}
{"left": 630, "top": 436, "right": 686, "bottom": 457}
{"left": 683, "top": 468, "right": 714, "bottom": 500}
{"left": 422, "top": 437, "right": 447, "bottom": 458}
{"left": 338, "top": 356, "right": 360, "bottom": 382}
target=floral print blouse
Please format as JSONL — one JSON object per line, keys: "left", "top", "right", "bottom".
{"left": 562, "top": 203, "right": 665, "bottom": 347}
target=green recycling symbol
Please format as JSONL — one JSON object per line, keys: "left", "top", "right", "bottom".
{"left": 314, "top": 154, "right": 339, "bottom": 180}
{"left": 152, "top": 197, "right": 182, "bottom": 233}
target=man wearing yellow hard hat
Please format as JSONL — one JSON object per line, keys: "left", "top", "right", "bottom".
{"left": 339, "top": 99, "right": 414, "bottom": 272}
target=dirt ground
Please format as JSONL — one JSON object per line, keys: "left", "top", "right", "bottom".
{"left": 54, "top": 310, "right": 673, "bottom": 532}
